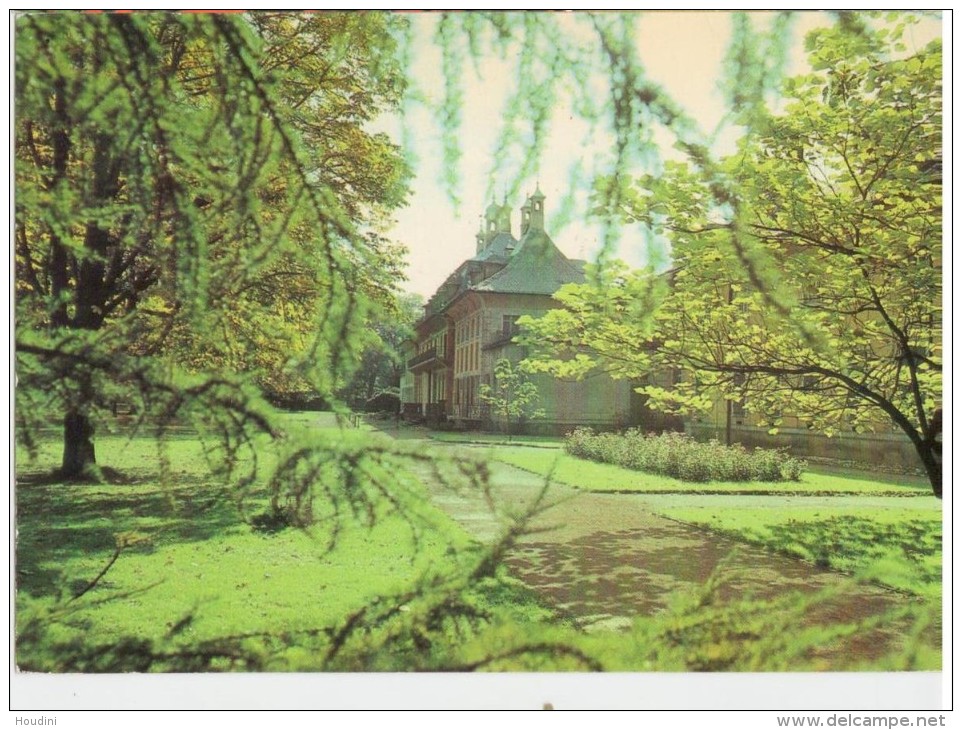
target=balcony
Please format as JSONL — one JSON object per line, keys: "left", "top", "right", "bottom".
{"left": 408, "top": 349, "right": 450, "bottom": 372}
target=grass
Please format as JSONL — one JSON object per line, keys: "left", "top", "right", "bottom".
{"left": 15, "top": 418, "right": 942, "bottom": 671}
{"left": 492, "top": 446, "right": 932, "bottom": 496}
{"left": 281, "top": 409, "right": 375, "bottom": 432}
{"left": 645, "top": 495, "right": 942, "bottom": 596}
{"left": 14, "top": 428, "right": 556, "bottom": 671}
{"left": 484, "top": 445, "right": 941, "bottom": 596}
{"left": 17, "top": 483, "right": 452, "bottom": 642}
{"left": 428, "top": 431, "right": 563, "bottom": 448}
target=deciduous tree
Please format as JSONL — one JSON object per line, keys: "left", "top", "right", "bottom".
{"left": 339, "top": 292, "right": 423, "bottom": 410}
{"left": 15, "top": 11, "right": 409, "bottom": 478}
{"left": 522, "top": 22, "right": 943, "bottom": 496}
{"left": 479, "top": 358, "right": 545, "bottom": 440}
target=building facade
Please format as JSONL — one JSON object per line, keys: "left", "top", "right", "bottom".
{"left": 403, "top": 189, "right": 635, "bottom": 432}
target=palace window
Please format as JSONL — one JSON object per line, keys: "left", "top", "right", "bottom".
{"left": 455, "top": 312, "right": 482, "bottom": 376}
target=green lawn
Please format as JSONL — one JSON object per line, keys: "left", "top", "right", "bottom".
{"left": 488, "top": 445, "right": 942, "bottom": 596}
{"left": 15, "top": 422, "right": 941, "bottom": 671}
{"left": 493, "top": 446, "right": 932, "bottom": 496}
{"left": 429, "top": 431, "right": 564, "bottom": 448}
{"left": 18, "top": 483, "right": 455, "bottom": 640}
{"left": 646, "top": 495, "right": 941, "bottom": 596}
{"left": 14, "top": 430, "right": 555, "bottom": 671}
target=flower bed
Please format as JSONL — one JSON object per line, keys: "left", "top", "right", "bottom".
{"left": 564, "top": 428, "right": 805, "bottom": 483}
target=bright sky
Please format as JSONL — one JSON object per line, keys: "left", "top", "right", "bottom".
{"left": 381, "top": 10, "right": 942, "bottom": 299}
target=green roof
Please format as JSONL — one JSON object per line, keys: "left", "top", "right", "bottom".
{"left": 472, "top": 231, "right": 516, "bottom": 262}
{"left": 472, "top": 228, "right": 584, "bottom": 295}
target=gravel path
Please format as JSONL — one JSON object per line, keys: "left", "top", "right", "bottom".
{"left": 397, "top": 434, "right": 938, "bottom": 667}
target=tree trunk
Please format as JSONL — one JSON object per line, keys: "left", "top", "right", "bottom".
{"left": 60, "top": 410, "right": 98, "bottom": 480}
{"left": 904, "top": 434, "right": 942, "bottom": 499}
{"left": 916, "top": 434, "right": 942, "bottom": 500}
{"left": 917, "top": 441, "right": 942, "bottom": 499}
{"left": 903, "top": 407, "right": 943, "bottom": 499}
{"left": 725, "top": 399, "right": 733, "bottom": 447}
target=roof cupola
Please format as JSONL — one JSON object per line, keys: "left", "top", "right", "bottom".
{"left": 475, "top": 215, "right": 486, "bottom": 254}
{"left": 528, "top": 183, "right": 545, "bottom": 232}
{"left": 497, "top": 194, "right": 512, "bottom": 234}
{"left": 520, "top": 195, "right": 532, "bottom": 236}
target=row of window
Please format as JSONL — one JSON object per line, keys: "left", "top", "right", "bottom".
{"left": 454, "top": 374, "right": 482, "bottom": 408}
{"left": 456, "top": 313, "right": 482, "bottom": 345}
{"left": 456, "top": 342, "right": 479, "bottom": 373}
{"left": 414, "top": 371, "right": 446, "bottom": 404}
{"left": 455, "top": 312, "right": 483, "bottom": 375}
{"left": 454, "top": 313, "right": 523, "bottom": 345}
{"left": 420, "top": 311, "right": 524, "bottom": 382}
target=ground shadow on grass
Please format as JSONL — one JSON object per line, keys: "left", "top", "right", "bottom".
{"left": 761, "top": 516, "right": 941, "bottom": 581}
{"left": 249, "top": 511, "right": 296, "bottom": 534}
{"left": 508, "top": 524, "right": 856, "bottom": 621}
{"left": 19, "top": 466, "right": 135, "bottom": 487}
{"left": 14, "top": 472, "right": 245, "bottom": 599}
{"left": 508, "top": 525, "right": 939, "bottom": 667}
{"left": 412, "top": 448, "right": 941, "bottom": 667}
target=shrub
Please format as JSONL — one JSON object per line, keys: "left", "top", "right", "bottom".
{"left": 564, "top": 429, "right": 805, "bottom": 483}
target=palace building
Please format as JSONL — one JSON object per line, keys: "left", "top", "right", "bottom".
{"left": 401, "top": 188, "right": 641, "bottom": 432}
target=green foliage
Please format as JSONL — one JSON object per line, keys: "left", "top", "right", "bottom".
{"left": 478, "top": 358, "right": 546, "bottom": 439}
{"left": 412, "top": 10, "right": 773, "bottom": 248}
{"left": 565, "top": 428, "right": 805, "bottom": 483}
{"left": 669, "top": 508, "right": 941, "bottom": 597}
{"left": 262, "top": 426, "right": 491, "bottom": 532}
{"left": 495, "top": 444, "right": 929, "bottom": 495}
{"left": 338, "top": 292, "right": 423, "bottom": 410}
{"left": 15, "top": 11, "right": 411, "bottom": 473}
{"left": 521, "top": 18, "right": 943, "bottom": 495}
{"left": 719, "top": 12, "right": 794, "bottom": 125}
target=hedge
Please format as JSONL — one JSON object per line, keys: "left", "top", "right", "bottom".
{"left": 564, "top": 428, "right": 805, "bottom": 483}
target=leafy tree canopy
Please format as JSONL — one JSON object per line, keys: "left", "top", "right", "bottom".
{"left": 479, "top": 358, "right": 545, "bottom": 439}
{"left": 15, "top": 11, "right": 411, "bottom": 477}
{"left": 521, "top": 19, "right": 943, "bottom": 495}
{"left": 13, "top": 11, "right": 944, "bottom": 675}
{"left": 338, "top": 291, "right": 423, "bottom": 410}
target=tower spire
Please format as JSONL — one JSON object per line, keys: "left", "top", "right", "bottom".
{"left": 475, "top": 213, "right": 486, "bottom": 253}
{"left": 526, "top": 183, "right": 545, "bottom": 232}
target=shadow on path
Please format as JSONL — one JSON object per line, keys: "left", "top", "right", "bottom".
{"left": 383, "top": 427, "right": 938, "bottom": 667}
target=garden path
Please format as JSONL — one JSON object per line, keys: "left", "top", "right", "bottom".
{"left": 381, "top": 425, "right": 936, "bottom": 667}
